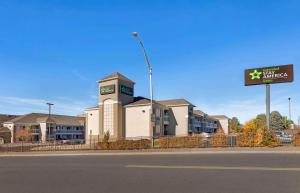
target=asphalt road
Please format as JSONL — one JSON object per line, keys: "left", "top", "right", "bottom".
{"left": 1, "top": 153, "right": 300, "bottom": 193}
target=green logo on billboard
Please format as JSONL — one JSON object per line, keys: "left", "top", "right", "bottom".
{"left": 249, "top": 69, "right": 262, "bottom": 80}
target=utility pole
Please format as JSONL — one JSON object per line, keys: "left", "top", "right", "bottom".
{"left": 46, "top": 103, "right": 54, "bottom": 142}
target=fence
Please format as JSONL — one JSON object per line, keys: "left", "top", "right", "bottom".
{"left": 0, "top": 132, "right": 298, "bottom": 152}
{"left": 0, "top": 141, "right": 95, "bottom": 152}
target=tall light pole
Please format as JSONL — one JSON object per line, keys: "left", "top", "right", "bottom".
{"left": 132, "top": 32, "right": 155, "bottom": 143}
{"left": 46, "top": 102, "right": 54, "bottom": 142}
{"left": 288, "top": 97, "right": 291, "bottom": 121}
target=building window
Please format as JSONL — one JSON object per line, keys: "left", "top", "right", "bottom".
{"left": 103, "top": 99, "right": 114, "bottom": 135}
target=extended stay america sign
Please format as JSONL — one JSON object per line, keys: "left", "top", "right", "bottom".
{"left": 245, "top": 64, "right": 294, "bottom": 86}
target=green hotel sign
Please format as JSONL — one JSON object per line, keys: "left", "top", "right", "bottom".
{"left": 245, "top": 64, "right": 294, "bottom": 86}
{"left": 120, "top": 85, "right": 133, "bottom": 96}
{"left": 100, "top": 84, "right": 115, "bottom": 95}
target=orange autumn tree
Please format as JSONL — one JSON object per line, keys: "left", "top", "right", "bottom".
{"left": 238, "top": 117, "right": 279, "bottom": 147}
{"left": 15, "top": 128, "right": 32, "bottom": 142}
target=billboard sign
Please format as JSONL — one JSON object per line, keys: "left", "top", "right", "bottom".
{"left": 245, "top": 64, "right": 294, "bottom": 86}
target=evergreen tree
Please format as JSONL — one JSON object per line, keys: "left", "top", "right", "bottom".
{"left": 256, "top": 114, "right": 266, "bottom": 122}
{"left": 230, "top": 117, "right": 242, "bottom": 133}
{"left": 270, "top": 111, "right": 284, "bottom": 130}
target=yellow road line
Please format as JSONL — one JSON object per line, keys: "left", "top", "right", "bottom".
{"left": 126, "top": 165, "right": 300, "bottom": 172}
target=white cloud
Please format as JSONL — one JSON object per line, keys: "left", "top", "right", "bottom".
{"left": 194, "top": 95, "right": 300, "bottom": 124}
{"left": 0, "top": 96, "right": 93, "bottom": 116}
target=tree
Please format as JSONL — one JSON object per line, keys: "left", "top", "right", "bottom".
{"left": 239, "top": 117, "right": 279, "bottom": 147}
{"left": 103, "top": 131, "right": 110, "bottom": 142}
{"left": 256, "top": 114, "right": 266, "bottom": 122}
{"left": 229, "top": 117, "right": 242, "bottom": 133}
{"left": 270, "top": 111, "right": 284, "bottom": 130}
{"left": 15, "top": 128, "right": 32, "bottom": 142}
{"left": 281, "top": 116, "right": 293, "bottom": 130}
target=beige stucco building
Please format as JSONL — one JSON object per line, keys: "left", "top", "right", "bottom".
{"left": 3, "top": 113, "right": 85, "bottom": 143}
{"left": 85, "top": 72, "right": 229, "bottom": 142}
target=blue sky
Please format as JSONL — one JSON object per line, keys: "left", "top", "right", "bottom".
{"left": 0, "top": 0, "right": 299, "bottom": 123}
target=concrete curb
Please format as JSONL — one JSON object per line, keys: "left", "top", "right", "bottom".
{"left": 1, "top": 147, "right": 300, "bottom": 157}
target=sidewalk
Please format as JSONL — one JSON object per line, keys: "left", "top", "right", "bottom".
{"left": 1, "top": 147, "right": 300, "bottom": 157}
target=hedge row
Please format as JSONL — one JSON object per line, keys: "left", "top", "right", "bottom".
{"left": 209, "top": 134, "right": 227, "bottom": 147}
{"left": 158, "top": 136, "right": 204, "bottom": 148}
{"left": 294, "top": 134, "right": 300, "bottom": 147}
{"left": 98, "top": 139, "right": 151, "bottom": 150}
{"left": 236, "top": 132, "right": 280, "bottom": 147}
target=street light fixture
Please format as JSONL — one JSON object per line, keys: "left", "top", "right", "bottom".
{"left": 46, "top": 102, "right": 54, "bottom": 142}
{"left": 132, "top": 32, "right": 155, "bottom": 144}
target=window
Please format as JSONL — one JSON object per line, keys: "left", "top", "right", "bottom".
{"left": 103, "top": 99, "right": 114, "bottom": 135}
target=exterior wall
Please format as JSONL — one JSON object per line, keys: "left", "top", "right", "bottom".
{"left": 85, "top": 109, "right": 100, "bottom": 144}
{"left": 125, "top": 106, "right": 151, "bottom": 138}
{"left": 98, "top": 77, "right": 134, "bottom": 140}
{"left": 3, "top": 123, "right": 14, "bottom": 143}
{"left": 99, "top": 79, "right": 120, "bottom": 104}
{"left": 40, "top": 123, "right": 47, "bottom": 142}
{"left": 218, "top": 119, "right": 229, "bottom": 135}
{"left": 99, "top": 79, "right": 134, "bottom": 106}
{"left": 113, "top": 103, "right": 124, "bottom": 140}
{"left": 168, "top": 106, "right": 189, "bottom": 136}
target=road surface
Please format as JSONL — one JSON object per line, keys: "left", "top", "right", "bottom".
{"left": 1, "top": 153, "right": 300, "bottom": 193}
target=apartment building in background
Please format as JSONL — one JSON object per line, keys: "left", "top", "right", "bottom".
{"left": 2, "top": 113, "right": 85, "bottom": 143}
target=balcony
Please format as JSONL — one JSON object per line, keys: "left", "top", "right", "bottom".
{"left": 53, "top": 129, "right": 84, "bottom": 134}
{"left": 163, "top": 115, "right": 170, "bottom": 125}
{"left": 31, "top": 129, "right": 41, "bottom": 134}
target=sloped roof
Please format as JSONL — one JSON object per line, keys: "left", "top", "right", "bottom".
{"left": 193, "top": 110, "right": 206, "bottom": 117}
{"left": 0, "top": 114, "right": 18, "bottom": 124}
{"left": 207, "top": 116, "right": 220, "bottom": 121}
{"left": 210, "top": 115, "right": 230, "bottom": 120}
{"left": 85, "top": 105, "right": 99, "bottom": 111}
{"left": 125, "top": 97, "right": 195, "bottom": 108}
{"left": 4, "top": 113, "right": 85, "bottom": 126}
{"left": 98, "top": 72, "right": 135, "bottom": 83}
{"left": 125, "top": 97, "right": 164, "bottom": 107}
{"left": 158, "top": 99, "right": 195, "bottom": 107}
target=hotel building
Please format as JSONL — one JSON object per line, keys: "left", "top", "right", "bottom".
{"left": 85, "top": 72, "right": 230, "bottom": 142}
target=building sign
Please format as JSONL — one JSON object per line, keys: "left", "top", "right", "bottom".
{"left": 100, "top": 85, "right": 115, "bottom": 95}
{"left": 120, "top": 85, "right": 133, "bottom": 96}
{"left": 245, "top": 64, "right": 294, "bottom": 86}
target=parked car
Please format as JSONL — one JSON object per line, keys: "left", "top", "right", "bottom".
{"left": 274, "top": 131, "right": 293, "bottom": 144}
{"left": 200, "top": 132, "right": 212, "bottom": 139}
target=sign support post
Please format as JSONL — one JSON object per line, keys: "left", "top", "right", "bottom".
{"left": 266, "top": 84, "right": 270, "bottom": 130}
